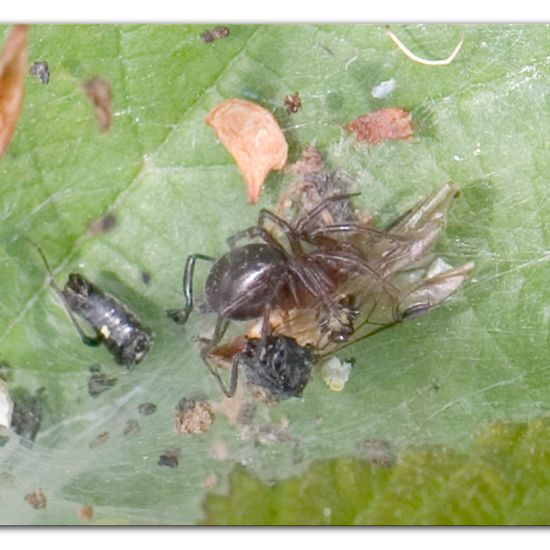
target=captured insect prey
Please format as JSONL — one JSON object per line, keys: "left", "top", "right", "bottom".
{"left": 240, "top": 336, "right": 316, "bottom": 400}
{"left": 201, "top": 333, "right": 316, "bottom": 400}
{"left": 33, "top": 245, "right": 153, "bottom": 367}
{"left": 169, "top": 159, "right": 473, "bottom": 398}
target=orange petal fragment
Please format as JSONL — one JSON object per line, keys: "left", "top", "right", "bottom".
{"left": 346, "top": 107, "right": 413, "bottom": 145}
{"left": 205, "top": 98, "right": 288, "bottom": 204}
{"left": 0, "top": 25, "right": 28, "bottom": 158}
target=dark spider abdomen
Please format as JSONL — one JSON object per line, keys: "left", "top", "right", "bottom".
{"left": 241, "top": 335, "right": 316, "bottom": 399}
{"left": 64, "top": 274, "right": 153, "bottom": 367}
{"left": 204, "top": 243, "right": 288, "bottom": 321}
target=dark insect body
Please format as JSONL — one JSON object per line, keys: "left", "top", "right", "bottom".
{"left": 240, "top": 335, "right": 316, "bottom": 400}
{"left": 34, "top": 246, "right": 153, "bottom": 367}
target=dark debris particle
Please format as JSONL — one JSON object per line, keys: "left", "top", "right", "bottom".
{"left": 28, "top": 61, "right": 50, "bottom": 84}
{"left": 11, "top": 388, "right": 44, "bottom": 441}
{"left": 137, "top": 402, "right": 157, "bottom": 416}
{"left": 284, "top": 92, "right": 302, "bottom": 114}
{"left": 0, "top": 434, "right": 9, "bottom": 447}
{"left": 24, "top": 488, "right": 47, "bottom": 510}
{"left": 201, "top": 26, "right": 230, "bottom": 43}
{"left": 89, "top": 431, "right": 110, "bottom": 449}
{"left": 88, "top": 363, "right": 102, "bottom": 373}
{"left": 83, "top": 77, "right": 113, "bottom": 132}
{"left": 88, "top": 212, "right": 117, "bottom": 235}
{"left": 158, "top": 451, "right": 179, "bottom": 469}
{"left": 87, "top": 372, "right": 118, "bottom": 397}
{"left": 140, "top": 271, "right": 151, "bottom": 285}
{"left": 123, "top": 418, "right": 140, "bottom": 437}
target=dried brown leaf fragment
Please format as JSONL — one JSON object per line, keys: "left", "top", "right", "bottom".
{"left": 205, "top": 98, "right": 288, "bottom": 204}
{"left": 0, "top": 25, "right": 28, "bottom": 158}
{"left": 83, "top": 77, "right": 113, "bottom": 132}
{"left": 346, "top": 107, "right": 413, "bottom": 145}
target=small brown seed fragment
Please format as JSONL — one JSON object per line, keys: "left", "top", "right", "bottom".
{"left": 174, "top": 398, "right": 214, "bottom": 435}
{"left": 25, "top": 488, "right": 47, "bottom": 510}
{"left": 89, "top": 431, "right": 109, "bottom": 449}
{"left": 284, "top": 92, "right": 301, "bottom": 114}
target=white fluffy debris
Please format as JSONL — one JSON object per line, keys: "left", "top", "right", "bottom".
{"left": 320, "top": 357, "right": 353, "bottom": 392}
{"left": 0, "top": 381, "right": 14, "bottom": 429}
{"left": 371, "top": 79, "right": 396, "bottom": 99}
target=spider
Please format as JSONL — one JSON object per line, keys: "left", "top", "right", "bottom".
{"left": 168, "top": 194, "right": 403, "bottom": 396}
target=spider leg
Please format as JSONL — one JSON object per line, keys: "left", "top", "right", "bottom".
{"left": 321, "top": 298, "right": 399, "bottom": 358}
{"left": 227, "top": 225, "right": 284, "bottom": 250}
{"left": 257, "top": 209, "right": 303, "bottom": 253}
{"left": 167, "top": 253, "right": 215, "bottom": 324}
{"left": 200, "top": 316, "right": 239, "bottom": 397}
{"left": 294, "top": 193, "right": 360, "bottom": 234}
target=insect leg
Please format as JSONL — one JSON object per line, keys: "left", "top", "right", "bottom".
{"left": 31, "top": 241, "right": 103, "bottom": 347}
{"left": 306, "top": 223, "right": 406, "bottom": 243}
{"left": 167, "top": 253, "right": 215, "bottom": 324}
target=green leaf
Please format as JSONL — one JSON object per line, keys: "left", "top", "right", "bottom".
{"left": 202, "top": 417, "right": 550, "bottom": 525}
{"left": 0, "top": 24, "right": 548, "bottom": 525}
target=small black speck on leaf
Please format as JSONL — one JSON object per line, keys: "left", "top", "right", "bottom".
{"left": 87, "top": 372, "right": 117, "bottom": 397}
{"left": 138, "top": 402, "right": 157, "bottom": 416}
{"left": 29, "top": 61, "right": 50, "bottom": 84}
{"left": 158, "top": 452, "right": 179, "bottom": 468}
